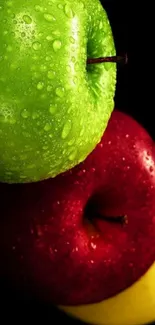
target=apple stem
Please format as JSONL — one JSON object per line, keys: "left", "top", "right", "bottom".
{"left": 102, "top": 214, "right": 128, "bottom": 225}
{"left": 87, "top": 54, "right": 128, "bottom": 65}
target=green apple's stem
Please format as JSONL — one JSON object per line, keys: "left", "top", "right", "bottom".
{"left": 87, "top": 54, "right": 128, "bottom": 65}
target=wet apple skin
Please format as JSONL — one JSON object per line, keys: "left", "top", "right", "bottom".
{"left": 60, "top": 262, "right": 155, "bottom": 325}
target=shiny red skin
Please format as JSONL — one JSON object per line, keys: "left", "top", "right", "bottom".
{"left": 0, "top": 110, "right": 155, "bottom": 306}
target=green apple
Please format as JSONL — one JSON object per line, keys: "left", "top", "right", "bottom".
{"left": 0, "top": 0, "right": 116, "bottom": 183}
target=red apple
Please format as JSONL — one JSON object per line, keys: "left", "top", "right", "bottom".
{"left": 0, "top": 110, "right": 155, "bottom": 306}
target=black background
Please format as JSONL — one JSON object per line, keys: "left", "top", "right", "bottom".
{"left": 1, "top": 1, "right": 155, "bottom": 324}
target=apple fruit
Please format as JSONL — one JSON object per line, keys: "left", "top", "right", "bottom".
{"left": 0, "top": 0, "right": 116, "bottom": 183}
{"left": 0, "top": 109, "right": 155, "bottom": 307}
{"left": 61, "top": 262, "right": 155, "bottom": 325}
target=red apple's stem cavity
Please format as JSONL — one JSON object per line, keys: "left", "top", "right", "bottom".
{"left": 87, "top": 54, "right": 128, "bottom": 66}
{"left": 99, "top": 214, "right": 128, "bottom": 225}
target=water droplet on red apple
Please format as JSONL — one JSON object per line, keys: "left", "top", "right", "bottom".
{"left": 89, "top": 242, "right": 97, "bottom": 250}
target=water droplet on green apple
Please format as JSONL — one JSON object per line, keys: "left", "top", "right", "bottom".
{"left": 79, "top": 2, "right": 85, "bottom": 9}
{"left": 44, "top": 123, "right": 51, "bottom": 131}
{"left": 66, "top": 65, "right": 71, "bottom": 72}
{"left": 99, "top": 21, "right": 103, "bottom": 29}
{"left": 37, "top": 81, "right": 44, "bottom": 90}
{"left": 32, "top": 41, "right": 41, "bottom": 51}
{"left": 55, "top": 87, "right": 64, "bottom": 97}
{"left": 104, "top": 62, "right": 112, "bottom": 71}
{"left": 21, "top": 109, "right": 30, "bottom": 119}
{"left": 47, "top": 85, "right": 52, "bottom": 92}
{"left": 71, "top": 56, "right": 76, "bottom": 63}
{"left": 45, "top": 56, "right": 51, "bottom": 61}
{"left": 32, "top": 112, "right": 40, "bottom": 120}
{"left": 46, "top": 35, "right": 53, "bottom": 41}
{"left": 68, "top": 138, "right": 75, "bottom": 146}
{"left": 57, "top": 3, "right": 63, "bottom": 9}
{"left": 49, "top": 104, "right": 57, "bottom": 114}
{"left": 64, "top": 4, "right": 74, "bottom": 18}
{"left": 23, "top": 15, "right": 32, "bottom": 24}
{"left": 35, "top": 5, "right": 42, "bottom": 12}
{"left": 53, "top": 39, "right": 62, "bottom": 52}
{"left": 40, "top": 65, "right": 47, "bottom": 72}
{"left": 69, "top": 148, "right": 77, "bottom": 161}
{"left": 47, "top": 70, "right": 55, "bottom": 79}
{"left": 70, "top": 36, "right": 75, "bottom": 44}
{"left": 21, "top": 32, "right": 26, "bottom": 37}
{"left": 61, "top": 120, "right": 72, "bottom": 139}
{"left": 75, "top": 62, "right": 79, "bottom": 72}
{"left": 44, "top": 13, "right": 55, "bottom": 22}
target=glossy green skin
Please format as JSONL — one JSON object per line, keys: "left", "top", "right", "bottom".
{"left": 0, "top": 0, "right": 116, "bottom": 183}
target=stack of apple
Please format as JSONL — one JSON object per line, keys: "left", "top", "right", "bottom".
{"left": 0, "top": 0, "right": 155, "bottom": 325}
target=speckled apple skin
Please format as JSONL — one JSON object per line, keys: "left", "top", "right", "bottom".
{"left": 0, "top": 110, "right": 155, "bottom": 305}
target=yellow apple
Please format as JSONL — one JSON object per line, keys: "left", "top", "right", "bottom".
{"left": 59, "top": 263, "right": 155, "bottom": 325}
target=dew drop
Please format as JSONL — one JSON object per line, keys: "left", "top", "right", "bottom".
{"left": 64, "top": 4, "right": 74, "bottom": 18}
{"left": 23, "top": 15, "right": 32, "bottom": 24}
{"left": 53, "top": 39, "right": 62, "bottom": 52}
{"left": 69, "top": 148, "right": 77, "bottom": 161}
{"left": 47, "top": 85, "right": 52, "bottom": 92}
{"left": 44, "top": 13, "right": 55, "bottom": 22}
{"left": 57, "top": 3, "right": 63, "bottom": 9}
{"left": 32, "top": 112, "right": 40, "bottom": 120}
{"left": 49, "top": 104, "right": 57, "bottom": 114}
{"left": 55, "top": 87, "right": 64, "bottom": 97}
{"left": 40, "top": 65, "right": 47, "bottom": 72}
{"left": 35, "top": 5, "right": 42, "bottom": 12}
{"left": 99, "top": 21, "right": 103, "bottom": 29}
{"left": 37, "top": 81, "right": 44, "bottom": 90}
{"left": 21, "top": 32, "right": 26, "bottom": 37}
{"left": 44, "top": 123, "right": 51, "bottom": 131}
{"left": 21, "top": 109, "right": 30, "bottom": 119}
{"left": 46, "top": 35, "right": 53, "bottom": 41}
{"left": 71, "top": 56, "right": 76, "bottom": 63}
{"left": 47, "top": 70, "right": 55, "bottom": 79}
{"left": 46, "top": 56, "right": 51, "bottom": 61}
{"left": 68, "top": 138, "right": 75, "bottom": 146}
{"left": 32, "top": 41, "right": 41, "bottom": 51}
{"left": 70, "top": 36, "right": 75, "bottom": 44}
{"left": 61, "top": 120, "right": 72, "bottom": 139}
{"left": 79, "top": 2, "right": 85, "bottom": 9}
{"left": 75, "top": 62, "right": 79, "bottom": 72}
